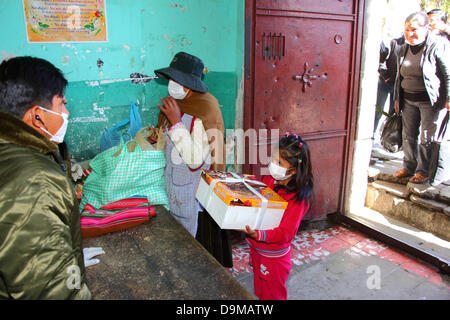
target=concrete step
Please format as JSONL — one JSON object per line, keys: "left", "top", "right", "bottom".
{"left": 366, "top": 182, "right": 450, "bottom": 242}
{"left": 366, "top": 147, "right": 450, "bottom": 242}
{"left": 407, "top": 183, "right": 450, "bottom": 205}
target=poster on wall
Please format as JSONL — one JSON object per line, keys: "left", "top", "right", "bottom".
{"left": 22, "top": 0, "right": 108, "bottom": 42}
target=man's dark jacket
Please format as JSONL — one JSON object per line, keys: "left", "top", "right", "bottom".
{"left": 0, "top": 111, "right": 91, "bottom": 299}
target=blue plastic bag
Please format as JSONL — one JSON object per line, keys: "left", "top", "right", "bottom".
{"left": 100, "top": 101, "right": 142, "bottom": 152}
{"left": 128, "top": 101, "right": 142, "bottom": 140}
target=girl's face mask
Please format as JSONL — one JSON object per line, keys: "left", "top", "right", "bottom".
{"left": 168, "top": 80, "right": 189, "bottom": 100}
{"left": 269, "top": 161, "right": 293, "bottom": 181}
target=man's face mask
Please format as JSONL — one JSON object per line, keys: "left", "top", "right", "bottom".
{"left": 168, "top": 80, "right": 189, "bottom": 100}
{"left": 36, "top": 107, "right": 69, "bottom": 143}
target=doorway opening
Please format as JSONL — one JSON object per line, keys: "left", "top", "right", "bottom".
{"left": 344, "top": 0, "right": 450, "bottom": 272}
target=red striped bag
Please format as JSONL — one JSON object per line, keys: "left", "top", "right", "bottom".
{"left": 80, "top": 196, "right": 156, "bottom": 238}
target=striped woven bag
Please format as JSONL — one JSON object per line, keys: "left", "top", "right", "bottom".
{"left": 80, "top": 196, "right": 156, "bottom": 238}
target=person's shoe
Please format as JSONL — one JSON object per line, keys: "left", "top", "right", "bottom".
{"left": 409, "top": 173, "right": 429, "bottom": 184}
{"left": 394, "top": 169, "right": 412, "bottom": 178}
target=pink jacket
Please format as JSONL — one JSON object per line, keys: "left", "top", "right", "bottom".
{"left": 246, "top": 175, "right": 309, "bottom": 258}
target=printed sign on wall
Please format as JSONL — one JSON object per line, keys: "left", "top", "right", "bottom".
{"left": 23, "top": 0, "right": 108, "bottom": 42}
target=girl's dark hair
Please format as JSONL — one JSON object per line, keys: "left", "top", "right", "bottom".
{"left": 0, "top": 56, "right": 68, "bottom": 118}
{"left": 273, "top": 133, "right": 314, "bottom": 206}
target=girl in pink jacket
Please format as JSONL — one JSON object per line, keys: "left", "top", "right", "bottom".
{"left": 241, "top": 133, "right": 313, "bottom": 300}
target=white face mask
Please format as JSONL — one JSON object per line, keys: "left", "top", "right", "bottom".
{"left": 168, "top": 80, "right": 189, "bottom": 100}
{"left": 269, "top": 161, "right": 293, "bottom": 181}
{"left": 37, "top": 107, "right": 69, "bottom": 143}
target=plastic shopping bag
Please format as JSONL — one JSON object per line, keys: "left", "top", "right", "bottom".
{"left": 99, "top": 101, "right": 142, "bottom": 152}
{"left": 80, "top": 139, "right": 169, "bottom": 211}
{"left": 380, "top": 112, "right": 402, "bottom": 153}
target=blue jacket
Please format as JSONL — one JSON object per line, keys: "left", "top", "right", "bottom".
{"left": 394, "top": 32, "right": 449, "bottom": 110}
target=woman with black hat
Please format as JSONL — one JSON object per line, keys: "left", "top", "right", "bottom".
{"left": 154, "top": 52, "right": 232, "bottom": 268}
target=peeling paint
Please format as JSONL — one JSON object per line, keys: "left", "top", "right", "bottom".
{"left": 1, "top": 51, "right": 16, "bottom": 60}
{"left": 169, "top": 3, "right": 189, "bottom": 12}
{"left": 123, "top": 44, "right": 130, "bottom": 50}
{"left": 62, "top": 56, "right": 69, "bottom": 65}
{"left": 92, "top": 102, "right": 105, "bottom": 115}
{"left": 85, "top": 80, "right": 99, "bottom": 87}
{"left": 97, "top": 58, "right": 104, "bottom": 68}
{"left": 99, "top": 78, "right": 130, "bottom": 85}
{"left": 61, "top": 43, "right": 76, "bottom": 49}
{"left": 163, "top": 34, "right": 190, "bottom": 51}
{"left": 70, "top": 116, "right": 108, "bottom": 123}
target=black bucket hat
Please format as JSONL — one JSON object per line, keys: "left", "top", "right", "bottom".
{"left": 154, "top": 52, "right": 208, "bottom": 93}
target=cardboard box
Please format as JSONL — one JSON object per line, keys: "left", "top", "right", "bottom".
{"left": 195, "top": 170, "right": 287, "bottom": 230}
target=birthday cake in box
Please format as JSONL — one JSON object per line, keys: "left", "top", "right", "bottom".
{"left": 195, "top": 170, "right": 287, "bottom": 230}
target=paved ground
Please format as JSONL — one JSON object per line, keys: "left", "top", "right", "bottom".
{"left": 228, "top": 225, "right": 450, "bottom": 300}
{"left": 224, "top": 120, "right": 450, "bottom": 300}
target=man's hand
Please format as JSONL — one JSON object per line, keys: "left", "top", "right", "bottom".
{"left": 158, "top": 96, "right": 182, "bottom": 126}
{"left": 446, "top": 101, "right": 450, "bottom": 111}
{"left": 238, "top": 225, "right": 258, "bottom": 239}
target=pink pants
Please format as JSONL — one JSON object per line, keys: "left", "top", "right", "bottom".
{"left": 249, "top": 247, "right": 292, "bottom": 300}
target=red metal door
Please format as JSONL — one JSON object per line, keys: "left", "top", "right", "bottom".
{"left": 244, "top": 0, "right": 364, "bottom": 221}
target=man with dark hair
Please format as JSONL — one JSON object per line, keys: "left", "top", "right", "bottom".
{"left": 0, "top": 56, "right": 91, "bottom": 299}
{"left": 427, "top": 8, "right": 450, "bottom": 41}
{"left": 373, "top": 35, "right": 405, "bottom": 142}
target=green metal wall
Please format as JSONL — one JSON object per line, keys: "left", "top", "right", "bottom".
{"left": 0, "top": 0, "right": 244, "bottom": 161}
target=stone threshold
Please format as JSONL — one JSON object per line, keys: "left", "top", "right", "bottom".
{"left": 366, "top": 148, "right": 450, "bottom": 242}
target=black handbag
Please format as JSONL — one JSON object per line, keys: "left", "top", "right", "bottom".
{"left": 380, "top": 112, "right": 403, "bottom": 153}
